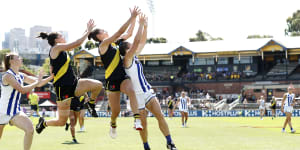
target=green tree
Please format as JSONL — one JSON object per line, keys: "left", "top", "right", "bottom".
{"left": 147, "top": 37, "right": 167, "bottom": 43}
{"left": 247, "top": 35, "right": 273, "bottom": 39}
{"left": 189, "top": 30, "right": 223, "bottom": 42}
{"left": 285, "top": 10, "right": 300, "bottom": 36}
{"left": 189, "top": 30, "right": 207, "bottom": 42}
{"left": 73, "top": 46, "right": 82, "bottom": 54}
{"left": 41, "top": 58, "right": 50, "bottom": 75}
{"left": 85, "top": 41, "right": 96, "bottom": 50}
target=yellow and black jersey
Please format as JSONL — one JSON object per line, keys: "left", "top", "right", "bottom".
{"left": 100, "top": 39, "right": 126, "bottom": 81}
{"left": 50, "top": 51, "right": 77, "bottom": 87}
{"left": 168, "top": 100, "right": 174, "bottom": 109}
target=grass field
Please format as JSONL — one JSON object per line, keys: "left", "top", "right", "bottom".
{"left": 1, "top": 116, "right": 300, "bottom": 150}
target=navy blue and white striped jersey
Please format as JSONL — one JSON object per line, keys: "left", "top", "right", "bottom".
{"left": 284, "top": 93, "right": 295, "bottom": 107}
{"left": 179, "top": 97, "right": 188, "bottom": 111}
{"left": 0, "top": 69, "right": 24, "bottom": 116}
{"left": 125, "top": 56, "right": 151, "bottom": 94}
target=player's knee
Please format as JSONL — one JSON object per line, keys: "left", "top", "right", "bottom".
{"left": 26, "top": 126, "right": 34, "bottom": 135}
{"left": 97, "top": 82, "right": 103, "bottom": 89}
{"left": 57, "top": 120, "right": 67, "bottom": 126}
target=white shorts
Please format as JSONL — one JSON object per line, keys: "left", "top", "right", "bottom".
{"left": 136, "top": 91, "right": 156, "bottom": 109}
{"left": 259, "top": 106, "right": 265, "bottom": 110}
{"left": 0, "top": 114, "right": 13, "bottom": 125}
{"left": 0, "top": 112, "right": 26, "bottom": 125}
{"left": 179, "top": 109, "right": 188, "bottom": 113}
{"left": 284, "top": 106, "right": 293, "bottom": 113}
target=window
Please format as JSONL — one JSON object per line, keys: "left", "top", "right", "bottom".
{"left": 233, "top": 56, "right": 252, "bottom": 64}
{"left": 147, "top": 60, "right": 159, "bottom": 66}
{"left": 207, "top": 58, "right": 215, "bottom": 65}
{"left": 275, "top": 88, "right": 287, "bottom": 92}
{"left": 253, "top": 89, "right": 262, "bottom": 93}
{"left": 217, "top": 57, "right": 228, "bottom": 64}
{"left": 161, "top": 60, "right": 173, "bottom": 66}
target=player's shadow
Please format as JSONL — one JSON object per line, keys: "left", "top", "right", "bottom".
{"left": 62, "top": 141, "right": 84, "bottom": 145}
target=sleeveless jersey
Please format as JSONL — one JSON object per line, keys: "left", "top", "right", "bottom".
{"left": 285, "top": 93, "right": 295, "bottom": 107}
{"left": 179, "top": 97, "right": 188, "bottom": 111}
{"left": 259, "top": 99, "right": 265, "bottom": 107}
{"left": 50, "top": 50, "right": 76, "bottom": 87}
{"left": 100, "top": 40, "right": 126, "bottom": 81}
{"left": 0, "top": 69, "right": 24, "bottom": 116}
{"left": 125, "top": 56, "right": 151, "bottom": 94}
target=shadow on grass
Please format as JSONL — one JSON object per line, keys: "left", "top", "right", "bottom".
{"left": 62, "top": 141, "right": 84, "bottom": 145}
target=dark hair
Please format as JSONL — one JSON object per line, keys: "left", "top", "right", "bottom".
{"left": 88, "top": 29, "right": 101, "bottom": 42}
{"left": 37, "top": 32, "right": 59, "bottom": 47}
{"left": 4, "top": 53, "right": 17, "bottom": 71}
{"left": 119, "top": 41, "right": 130, "bottom": 56}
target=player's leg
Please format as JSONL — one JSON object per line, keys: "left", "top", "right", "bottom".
{"left": 36, "top": 106, "right": 40, "bottom": 117}
{"left": 107, "top": 92, "right": 121, "bottom": 138}
{"left": 180, "top": 111, "right": 185, "bottom": 127}
{"left": 286, "top": 112, "right": 295, "bottom": 133}
{"left": 0, "top": 125, "right": 5, "bottom": 140}
{"left": 138, "top": 109, "right": 149, "bottom": 150}
{"left": 184, "top": 112, "right": 188, "bottom": 126}
{"left": 69, "top": 111, "right": 77, "bottom": 143}
{"left": 11, "top": 112, "right": 34, "bottom": 150}
{"left": 36, "top": 100, "right": 71, "bottom": 134}
{"left": 79, "top": 109, "right": 85, "bottom": 131}
{"left": 146, "top": 97, "right": 176, "bottom": 149}
{"left": 282, "top": 112, "right": 289, "bottom": 132}
{"left": 120, "top": 79, "right": 142, "bottom": 130}
{"left": 75, "top": 79, "right": 103, "bottom": 117}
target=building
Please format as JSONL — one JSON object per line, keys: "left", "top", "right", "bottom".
{"left": 73, "top": 37, "right": 300, "bottom": 101}
{"left": 28, "top": 25, "right": 52, "bottom": 54}
{"left": 3, "top": 28, "right": 28, "bottom": 53}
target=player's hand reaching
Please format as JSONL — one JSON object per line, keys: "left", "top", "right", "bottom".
{"left": 139, "top": 13, "right": 147, "bottom": 26}
{"left": 130, "top": 6, "right": 141, "bottom": 18}
{"left": 86, "top": 19, "right": 96, "bottom": 33}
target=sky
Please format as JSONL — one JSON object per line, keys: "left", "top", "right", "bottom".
{"left": 0, "top": 0, "right": 300, "bottom": 49}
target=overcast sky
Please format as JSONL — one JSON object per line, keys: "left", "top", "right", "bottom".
{"left": 1, "top": 0, "right": 300, "bottom": 49}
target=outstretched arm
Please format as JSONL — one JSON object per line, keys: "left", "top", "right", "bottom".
{"left": 99, "top": 6, "right": 140, "bottom": 55}
{"left": 124, "top": 14, "right": 146, "bottom": 68}
{"left": 51, "top": 19, "right": 95, "bottom": 57}
{"left": 3, "top": 71, "right": 43, "bottom": 94}
{"left": 136, "top": 18, "right": 148, "bottom": 55}
{"left": 120, "top": 18, "right": 136, "bottom": 40}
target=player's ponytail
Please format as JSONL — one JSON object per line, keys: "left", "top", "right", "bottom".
{"left": 88, "top": 29, "right": 101, "bottom": 42}
{"left": 36, "top": 32, "right": 59, "bottom": 47}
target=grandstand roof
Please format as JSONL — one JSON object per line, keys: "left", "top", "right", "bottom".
{"left": 75, "top": 37, "right": 300, "bottom": 57}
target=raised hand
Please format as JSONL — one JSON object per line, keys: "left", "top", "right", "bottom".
{"left": 139, "top": 13, "right": 147, "bottom": 25}
{"left": 130, "top": 6, "right": 141, "bottom": 18}
{"left": 87, "top": 19, "right": 96, "bottom": 33}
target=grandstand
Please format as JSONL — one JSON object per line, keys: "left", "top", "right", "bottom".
{"left": 73, "top": 37, "right": 300, "bottom": 111}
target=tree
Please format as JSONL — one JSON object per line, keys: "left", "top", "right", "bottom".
{"left": 73, "top": 46, "right": 82, "bottom": 54}
{"left": 147, "top": 37, "right": 167, "bottom": 43}
{"left": 285, "top": 10, "right": 300, "bottom": 36}
{"left": 189, "top": 30, "right": 223, "bottom": 42}
{"left": 41, "top": 58, "right": 50, "bottom": 75}
{"left": 85, "top": 41, "right": 96, "bottom": 50}
{"left": 247, "top": 35, "right": 273, "bottom": 39}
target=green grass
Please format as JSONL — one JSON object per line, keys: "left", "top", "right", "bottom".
{"left": 1, "top": 117, "right": 300, "bottom": 150}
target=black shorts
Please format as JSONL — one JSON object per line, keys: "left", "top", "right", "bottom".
{"left": 54, "top": 80, "right": 78, "bottom": 101}
{"left": 105, "top": 75, "right": 129, "bottom": 92}
{"left": 168, "top": 105, "right": 174, "bottom": 110}
{"left": 31, "top": 105, "right": 39, "bottom": 111}
{"left": 70, "top": 97, "right": 84, "bottom": 112}
{"left": 271, "top": 105, "right": 276, "bottom": 110}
